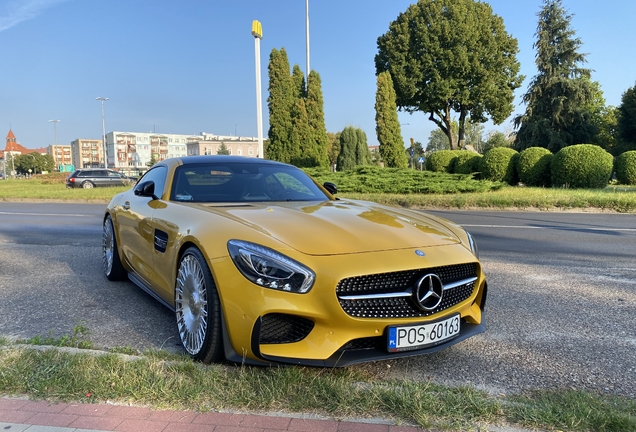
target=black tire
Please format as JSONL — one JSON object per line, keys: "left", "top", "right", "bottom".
{"left": 102, "top": 215, "right": 127, "bottom": 281}
{"left": 175, "top": 247, "right": 223, "bottom": 363}
{"left": 82, "top": 181, "right": 95, "bottom": 189}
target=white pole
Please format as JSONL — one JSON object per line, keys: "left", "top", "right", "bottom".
{"left": 252, "top": 21, "right": 264, "bottom": 159}
{"left": 305, "top": 0, "right": 310, "bottom": 77}
{"left": 96, "top": 97, "right": 109, "bottom": 168}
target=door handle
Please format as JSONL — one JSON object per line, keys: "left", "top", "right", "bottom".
{"left": 123, "top": 201, "right": 130, "bottom": 211}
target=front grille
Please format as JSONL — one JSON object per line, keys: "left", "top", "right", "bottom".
{"left": 336, "top": 263, "right": 478, "bottom": 319}
{"left": 259, "top": 314, "right": 314, "bottom": 344}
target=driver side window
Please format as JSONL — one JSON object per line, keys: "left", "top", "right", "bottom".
{"left": 140, "top": 166, "right": 168, "bottom": 199}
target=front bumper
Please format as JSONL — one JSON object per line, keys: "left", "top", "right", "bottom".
{"left": 213, "top": 243, "right": 487, "bottom": 366}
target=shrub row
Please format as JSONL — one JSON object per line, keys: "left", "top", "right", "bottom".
{"left": 477, "top": 144, "right": 620, "bottom": 189}
{"left": 425, "top": 144, "right": 635, "bottom": 188}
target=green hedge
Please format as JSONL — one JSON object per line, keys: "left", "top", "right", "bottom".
{"left": 426, "top": 150, "right": 462, "bottom": 173}
{"left": 551, "top": 144, "right": 613, "bottom": 189}
{"left": 304, "top": 166, "right": 505, "bottom": 194}
{"left": 453, "top": 152, "right": 482, "bottom": 174}
{"left": 517, "top": 147, "right": 553, "bottom": 187}
{"left": 480, "top": 147, "right": 519, "bottom": 184}
{"left": 616, "top": 151, "right": 636, "bottom": 185}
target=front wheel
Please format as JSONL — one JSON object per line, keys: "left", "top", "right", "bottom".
{"left": 175, "top": 247, "right": 223, "bottom": 363}
{"left": 102, "top": 215, "right": 126, "bottom": 281}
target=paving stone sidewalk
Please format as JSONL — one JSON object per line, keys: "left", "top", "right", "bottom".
{"left": 0, "top": 397, "right": 543, "bottom": 432}
{"left": 0, "top": 397, "right": 426, "bottom": 432}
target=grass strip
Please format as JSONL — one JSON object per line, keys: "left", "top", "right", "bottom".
{"left": 0, "top": 345, "right": 634, "bottom": 431}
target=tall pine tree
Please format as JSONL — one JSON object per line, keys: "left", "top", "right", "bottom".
{"left": 267, "top": 48, "right": 294, "bottom": 162}
{"left": 514, "top": 0, "right": 597, "bottom": 151}
{"left": 267, "top": 50, "right": 330, "bottom": 167}
{"left": 305, "top": 70, "right": 330, "bottom": 168}
{"left": 336, "top": 126, "right": 358, "bottom": 171}
{"left": 289, "top": 97, "right": 311, "bottom": 166}
{"left": 375, "top": 71, "right": 408, "bottom": 168}
{"left": 355, "top": 128, "right": 372, "bottom": 166}
{"left": 618, "top": 84, "right": 636, "bottom": 151}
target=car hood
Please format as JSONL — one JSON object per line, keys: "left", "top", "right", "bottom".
{"left": 196, "top": 200, "right": 462, "bottom": 256}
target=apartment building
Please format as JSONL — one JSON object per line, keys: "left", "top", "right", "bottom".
{"left": 70, "top": 139, "right": 104, "bottom": 169}
{"left": 48, "top": 144, "right": 73, "bottom": 168}
{"left": 104, "top": 131, "right": 259, "bottom": 175}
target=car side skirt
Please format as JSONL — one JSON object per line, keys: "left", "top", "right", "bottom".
{"left": 128, "top": 272, "right": 175, "bottom": 311}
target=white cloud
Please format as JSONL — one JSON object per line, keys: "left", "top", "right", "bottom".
{"left": 0, "top": 0, "right": 70, "bottom": 32}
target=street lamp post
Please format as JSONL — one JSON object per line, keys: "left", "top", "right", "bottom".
{"left": 305, "top": 0, "right": 310, "bottom": 77}
{"left": 96, "top": 97, "right": 109, "bottom": 168}
{"left": 251, "top": 21, "right": 264, "bottom": 159}
{"left": 48, "top": 120, "right": 60, "bottom": 146}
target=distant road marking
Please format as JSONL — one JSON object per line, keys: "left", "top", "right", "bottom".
{"left": 0, "top": 211, "right": 93, "bottom": 218}
{"left": 462, "top": 224, "right": 636, "bottom": 232}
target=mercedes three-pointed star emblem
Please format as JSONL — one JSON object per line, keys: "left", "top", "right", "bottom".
{"left": 414, "top": 273, "right": 444, "bottom": 311}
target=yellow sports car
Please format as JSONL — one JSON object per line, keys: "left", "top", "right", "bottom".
{"left": 103, "top": 156, "right": 487, "bottom": 366}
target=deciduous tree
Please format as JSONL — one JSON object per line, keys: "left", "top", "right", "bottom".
{"left": 376, "top": 0, "right": 522, "bottom": 150}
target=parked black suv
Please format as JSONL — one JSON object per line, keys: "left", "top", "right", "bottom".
{"left": 66, "top": 169, "right": 138, "bottom": 189}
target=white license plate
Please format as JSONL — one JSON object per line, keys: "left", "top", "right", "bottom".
{"left": 387, "top": 314, "right": 460, "bottom": 352}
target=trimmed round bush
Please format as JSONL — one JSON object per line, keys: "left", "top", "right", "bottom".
{"left": 452, "top": 152, "right": 482, "bottom": 174}
{"left": 479, "top": 147, "right": 519, "bottom": 184}
{"left": 551, "top": 144, "right": 613, "bottom": 189}
{"left": 517, "top": 147, "right": 553, "bottom": 187}
{"left": 426, "top": 150, "right": 461, "bottom": 173}
{"left": 616, "top": 151, "right": 636, "bottom": 185}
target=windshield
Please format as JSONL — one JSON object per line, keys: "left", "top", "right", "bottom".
{"left": 170, "top": 162, "right": 331, "bottom": 203}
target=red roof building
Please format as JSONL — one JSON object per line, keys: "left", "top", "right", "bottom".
{"left": 1, "top": 130, "right": 47, "bottom": 158}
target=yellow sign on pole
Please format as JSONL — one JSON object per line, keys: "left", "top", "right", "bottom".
{"left": 251, "top": 20, "right": 262, "bottom": 39}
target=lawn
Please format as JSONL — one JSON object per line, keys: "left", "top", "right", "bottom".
{"left": 2, "top": 171, "right": 635, "bottom": 212}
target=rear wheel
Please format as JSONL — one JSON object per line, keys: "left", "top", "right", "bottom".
{"left": 175, "top": 247, "right": 223, "bottom": 363}
{"left": 103, "top": 215, "right": 127, "bottom": 281}
{"left": 82, "top": 181, "right": 94, "bottom": 189}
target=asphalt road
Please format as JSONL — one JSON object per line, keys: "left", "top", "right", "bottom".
{"left": 0, "top": 203, "right": 634, "bottom": 398}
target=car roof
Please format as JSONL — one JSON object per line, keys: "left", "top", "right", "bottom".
{"left": 177, "top": 156, "right": 290, "bottom": 167}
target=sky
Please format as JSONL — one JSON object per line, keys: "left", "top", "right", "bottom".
{"left": 1, "top": 0, "right": 635, "bottom": 150}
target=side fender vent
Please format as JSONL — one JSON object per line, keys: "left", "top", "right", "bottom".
{"left": 154, "top": 230, "right": 168, "bottom": 253}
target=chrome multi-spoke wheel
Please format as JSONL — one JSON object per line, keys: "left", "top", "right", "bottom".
{"left": 102, "top": 215, "right": 126, "bottom": 281}
{"left": 175, "top": 247, "right": 222, "bottom": 362}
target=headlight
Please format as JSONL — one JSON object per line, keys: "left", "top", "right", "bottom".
{"left": 466, "top": 231, "right": 479, "bottom": 258}
{"left": 228, "top": 240, "right": 315, "bottom": 293}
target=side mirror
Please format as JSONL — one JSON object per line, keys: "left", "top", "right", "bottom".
{"left": 323, "top": 182, "right": 338, "bottom": 195}
{"left": 134, "top": 181, "right": 159, "bottom": 200}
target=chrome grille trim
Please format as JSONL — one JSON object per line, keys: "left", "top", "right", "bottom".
{"left": 336, "top": 263, "right": 479, "bottom": 319}
{"left": 338, "top": 276, "right": 478, "bottom": 300}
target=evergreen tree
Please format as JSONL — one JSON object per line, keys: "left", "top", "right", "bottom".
{"left": 267, "top": 48, "right": 294, "bottom": 162}
{"left": 336, "top": 126, "right": 358, "bottom": 171}
{"left": 291, "top": 64, "right": 306, "bottom": 98}
{"left": 327, "top": 132, "right": 341, "bottom": 168}
{"left": 375, "top": 71, "right": 408, "bottom": 168}
{"left": 618, "top": 84, "right": 636, "bottom": 151}
{"left": 217, "top": 142, "right": 230, "bottom": 155}
{"left": 514, "top": 0, "right": 597, "bottom": 151}
{"left": 289, "top": 98, "right": 311, "bottom": 166}
{"left": 305, "top": 70, "right": 330, "bottom": 168}
{"left": 355, "top": 128, "right": 371, "bottom": 165}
